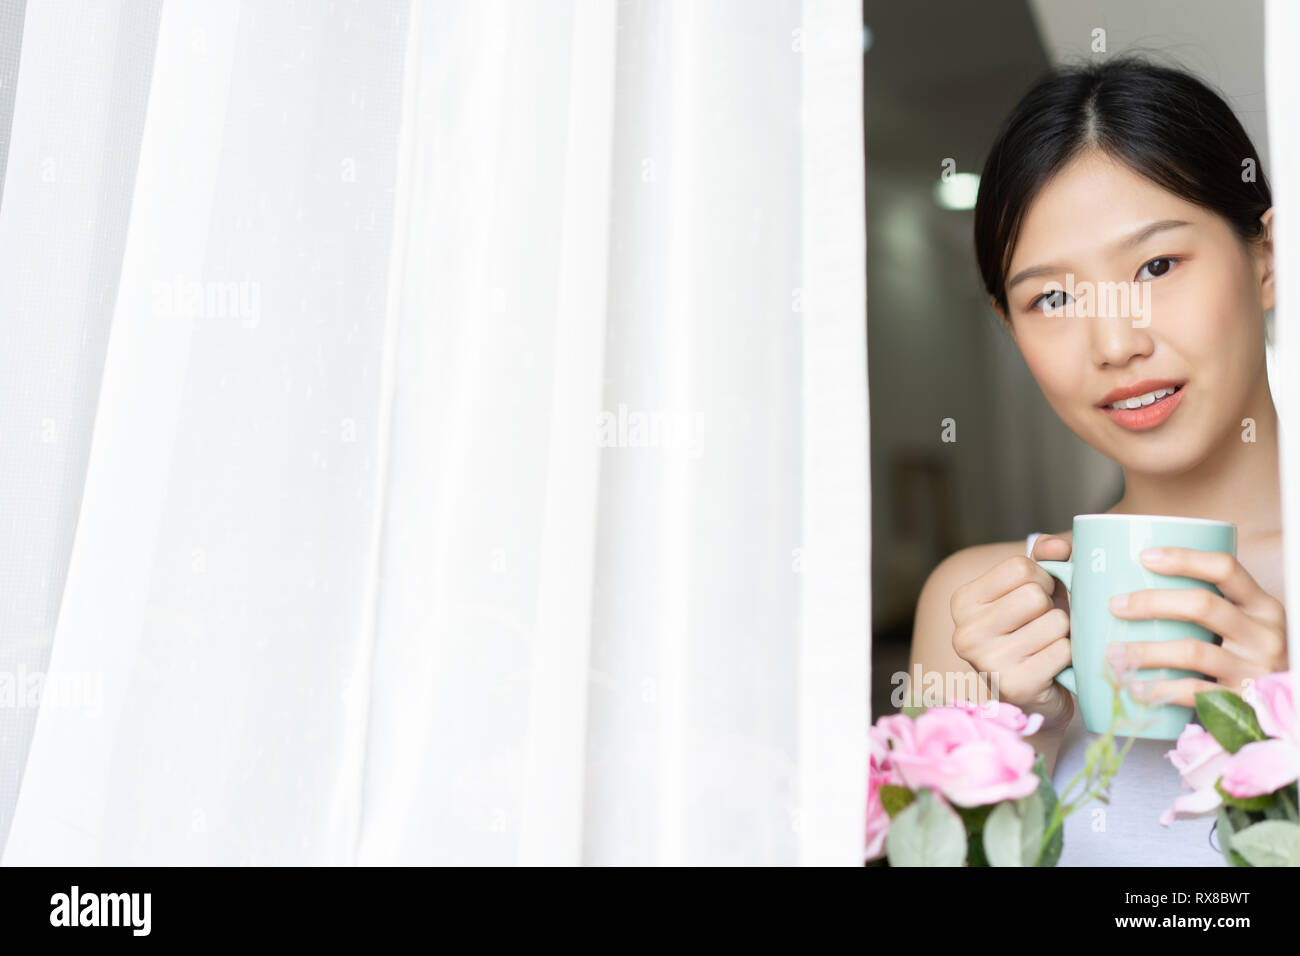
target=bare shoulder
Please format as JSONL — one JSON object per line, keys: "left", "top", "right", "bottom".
{"left": 920, "top": 527, "right": 1074, "bottom": 602}
{"left": 908, "top": 539, "right": 1033, "bottom": 668}
{"left": 921, "top": 540, "right": 1033, "bottom": 604}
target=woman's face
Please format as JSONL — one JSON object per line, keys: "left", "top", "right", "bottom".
{"left": 1001, "top": 149, "right": 1274, "bottom": 476}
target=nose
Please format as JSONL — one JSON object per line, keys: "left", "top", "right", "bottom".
{"left": 1088, "top": 287, "right": 1155, "bottom": 367}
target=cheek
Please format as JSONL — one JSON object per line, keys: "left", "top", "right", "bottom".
{"left": 1019, "top": 339, "right": 1089, "bottom": 413}
{"left": 1158, "top": 259, "right": 1260, "bottom": 363}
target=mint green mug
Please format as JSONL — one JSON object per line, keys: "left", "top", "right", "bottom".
{"left": 1036, "top": 514, "right": 1237, "bottom": 740}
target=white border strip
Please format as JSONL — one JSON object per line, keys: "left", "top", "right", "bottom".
{"left": 798, "top": 0, "right": 869, "bottom": 866}
{"left": 1266, "top": 0, "right": 1300, "bottom": 745}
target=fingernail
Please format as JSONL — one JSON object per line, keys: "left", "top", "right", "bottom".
{"left": 1140, "top": 547, "right": 1166, "bottom": 563}
{"left": 1110, "top": 593, "right": 1129, "bottom": 612}
{"left": 1130, "top": 681, "right": 1146, "bottom": 698}
{"left": 1106, "top": 644, "right": 1128, "bottom": 671}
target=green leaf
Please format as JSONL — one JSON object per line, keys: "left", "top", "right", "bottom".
{"left": 1279, "top": 784, "right": 1300, "bottom": 823}
{"left": 984, "top": 793, "right": 1047, "bottom": 867}
{"left": 885, "top": 790, "right": 968, "bottom": 867}
{"left": 1215, "top": 807, "right": 1252, "bottom": 867}
{"left": 955, "top": 803, "right": 995, "bottom": 868}
{"left": 1227, "top": 805, "right": 1252, "bottom": 828}
{"left": 1263, "top": 800, "right": 1291, "bottom": 821}
{"left": 899, "top": 705, "right": 928, "bottom": 719}
{"left": 879, "top": 785, "right": 915, "bottom": 819}
{"left": 1195, "top": 691, "right": 1266, "bottom": 754}
{"left": 1214, "top": 780, "right": 1277, "bottom": 812}
{"left": 1228, "top": 820, "right": 1300, "bottom": 867}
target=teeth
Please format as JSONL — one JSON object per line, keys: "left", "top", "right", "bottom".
{"left": 1107, "top": 386, "right": 1179, "bottom": 410}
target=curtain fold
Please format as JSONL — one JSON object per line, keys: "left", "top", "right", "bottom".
{"left": 1265, "top": 0, "right": 1300, "bottom": 740}
{"left": 0, "top": 0, "right": 162, "bottom": 859}
{"left": 353, "top": 0, "right": 618, "bottom": 867}
{"left": 2, "top": 0, "right": 868, "bottom": 866}
{"left": 5, "top": 0, "right": 408, "bottom": 864}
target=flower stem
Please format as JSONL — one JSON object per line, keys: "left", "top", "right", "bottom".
{"left": 1279, "top": 785, "right": 1298, "bottom": 823}
{"left": 1036, "top": 666, "right": 1153, "bottom": 862}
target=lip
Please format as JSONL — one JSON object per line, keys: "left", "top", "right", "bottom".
{"left": 1098, "top": 380, "right": 1186, "bottom": 431}
{"left": 1097, "top": 379, "right": 1187, "bottom": 406}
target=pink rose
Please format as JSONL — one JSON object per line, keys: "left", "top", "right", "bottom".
{"left": 1160, "top": 723, "right": 1231, "bottom": 826}
{"left": 1220, "top": 671, "right": 1300, "bottom": 799}
{"left": 1168, "top": 723, "right": 1232, "bottom": 791}
{"left": 873, "top": 705, "right": 1040, "bottom": 808}
{"left": 870, "top": 713, "right": 912, "bottom": 787}
{"left": 1243, "top": 671, "right": 1297, "bottom": 743}
{"left": 1161, "top": 672, "right": 1300, "bottom": 819}
{"left": 864, "top": 714, "right": 909, "bottom": 862}
{"left": 1219, "top": 739, "right": 1300, "bottom": 798}
{"left": 950, "top": 699, "right": 1046, "bottom": 737}
{"left": 864, "top": 749, "right": 891, "bottom": 862}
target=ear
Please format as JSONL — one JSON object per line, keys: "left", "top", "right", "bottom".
{"left": 1256, "top": 206, "right": 1275, "bottom": 313}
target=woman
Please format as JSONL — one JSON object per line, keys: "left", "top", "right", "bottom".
{"left": 908, "top": 55, "right": 1288, "bottom": 866}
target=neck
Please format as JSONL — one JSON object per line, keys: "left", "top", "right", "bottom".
{"left": 1110, "top": 374, "right": 1282, "bottom": 540}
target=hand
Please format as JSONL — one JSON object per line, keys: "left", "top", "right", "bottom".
{"left": 948, "top": 533, "right": 1075, "bottom": 733}
{"left": 1106, "top": 547, "right": 1289, "bottom": 707}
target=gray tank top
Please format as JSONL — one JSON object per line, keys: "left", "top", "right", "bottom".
{"left": 1026, "top": 532, "right": 1225, "bottom": 866}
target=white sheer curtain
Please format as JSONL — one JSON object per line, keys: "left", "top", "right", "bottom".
{"left": 0, "top": 0, "right": 868, "bottom": 866}
{"left": 1267, "top": 0, "right": 1300, "bottom": 733}
{"left": 0, "top": 0, "right": 162, "bottom": 856}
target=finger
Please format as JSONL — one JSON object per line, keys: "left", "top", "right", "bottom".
{"left": 980, "top": 617, "right": 1071, "bottom": 703}
{"left": 1024, "top": 633, "right": 1073, "bottom": 686}
{"left": 969, "top": 580, "right": 1055, "bottom": 636}
{"left": 986, "top": 646, "right": 1074, "bottom": 714}
{"left": 1128, "top": 676, "right": 1223, "bottom": 710}
{"left": 1001, "top": 606, "right": 1070, "bottom": 660}
{"left": 1110, "top": 638, "right": 1243, "bottom": 685}
{"left": 1109, "top": 586, "right": 1264, "bottom": 645}
{"left": 1138, "top": 547, "right": 1275, "bottom": 618}
{"left": 1030, "top": 533, "right": 1071, "bottom": 562}
{"left": 953, "top": 555, "right": 1057, "bottom": 615}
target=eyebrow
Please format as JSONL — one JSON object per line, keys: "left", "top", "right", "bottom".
{"left": 1006, "top": 219, "right": 1193, "bottom": 292}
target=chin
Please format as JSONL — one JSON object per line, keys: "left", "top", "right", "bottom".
{"left": 1111, "top": 446, "right": 1206, "bottom": 477}
{"left": 1091, "top": 426, "right": 1219, "bottom": 477}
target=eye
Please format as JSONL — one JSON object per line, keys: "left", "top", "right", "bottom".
{"left": 1136, "top": 256, "right": 1180, "bottom": 281}
{"left": 1027, "top": 288, "right": 1072, "bottom": 314}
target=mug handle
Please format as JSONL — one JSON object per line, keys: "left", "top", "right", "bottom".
{"left": 1035, "top": 560, "right": 1077, "bottom": 695}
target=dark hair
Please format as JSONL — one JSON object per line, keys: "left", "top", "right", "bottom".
{"left": 974, "top": 55, "right": 1272, "bottom": 318}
